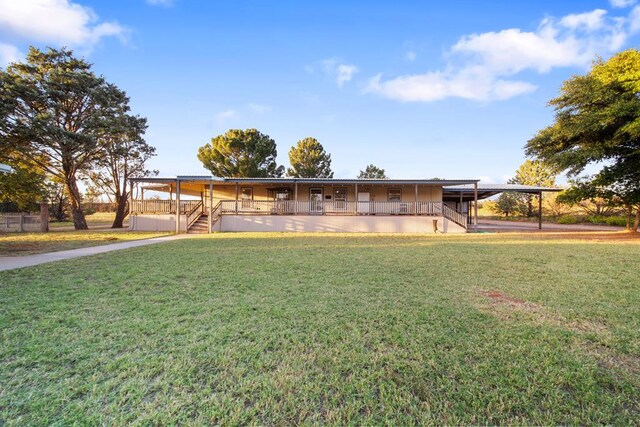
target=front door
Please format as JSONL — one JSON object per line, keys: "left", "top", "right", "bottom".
{"left": 310, "top": 188, "right": 323, "bottom": 213}
{"left": 357, "top": 192, "right": 370, "bottom": 214}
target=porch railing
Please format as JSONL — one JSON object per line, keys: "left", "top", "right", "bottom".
{"left": 130, "top": 199, "right": 202, "bottom": 214}
{"left": 131, "top": 199, "right": 467, "bottom": 228}
{"left": 219, "top": 200, "right": 447, "bottom": 216}
{"left": 442, "top": 204, "right": 467, "bottom": 228}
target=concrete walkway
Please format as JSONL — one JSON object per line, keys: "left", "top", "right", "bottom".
{"left": 0, "top": 234, "right": 192, "bottom": 272}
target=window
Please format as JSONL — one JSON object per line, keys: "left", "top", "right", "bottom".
{"left": 267, "top": 188, "right": 291, "bottom": 200}
{"left": 388, "top": 188, "right": 402, "bottom": 201}
{"left": 241, "top": 187, "right": 253, "bottom": 208}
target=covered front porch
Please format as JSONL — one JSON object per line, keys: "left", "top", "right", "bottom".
{"left": 128, "top": 177, "right": 480, "bottom": 234}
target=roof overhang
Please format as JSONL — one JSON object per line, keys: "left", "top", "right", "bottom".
{"left": 131, "top": 176, "right": 480, "bottom": 186}
{"left": 443, "top": 183, "right": 563, "bottom": 202}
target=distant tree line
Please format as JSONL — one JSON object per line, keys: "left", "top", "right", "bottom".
{"left": 197, "top": 128, "right": 387, "bottom": 179}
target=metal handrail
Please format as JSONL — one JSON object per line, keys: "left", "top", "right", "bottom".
{"left": 186, "top": 201, "right": 204, "bottom": 228}
{"left": 442, "top": 204, "right": 467, "bottom": 228}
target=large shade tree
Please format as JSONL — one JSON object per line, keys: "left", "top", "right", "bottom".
{"left": 198, "top": 128, "right": 284, "bottom": 177}
{"left": 85, "top": 114, "right": 156, "bottom": 228}
{"left": 526, "top": 49, "right": 640, "bottom": 231}
{"left": 0, "top": 47, "right": 135, "bottom": 229}
{"left": 287, "top": 137, "right": 333, "bottom": 178}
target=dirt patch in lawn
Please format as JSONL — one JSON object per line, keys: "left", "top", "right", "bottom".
{"left": 477, "top": 289, "right": 640, "bottom": 377}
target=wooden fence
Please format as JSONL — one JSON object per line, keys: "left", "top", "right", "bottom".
{"left": 0, "top": 213, "right": 42, "bottom": 232}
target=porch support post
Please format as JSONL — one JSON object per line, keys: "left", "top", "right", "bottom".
{"left": 355, "top": 183, "right": 358, "bottom": 215}
{"left": 141, "top": 188, "right": 145, "bottom": 200}
{"left": 294, "top": 181, "right": 298, "bottom": 214}
{"left": 473, "top": 181, "right": 478, "bottom": 232}
{"left": 169, "top": 187, "right": 173, "bottom": 201}
{"left": 414, "top": 184, "right": 418, "bottom": 215}
{"left": 235, "top": 182, "right": 239, "bottom": 214}
{"left": 208, "top": 181, "right": 213, "bottom": 233}
{"left": 538, "top": 191, "right": 543, "bottom": 230}
{"left": 175, "top": 178, "right": 181, "bottom": 234}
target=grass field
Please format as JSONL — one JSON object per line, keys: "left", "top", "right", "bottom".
{"left": 1, "top": 232, "right": 638, "bottom": 424}
{"left": 49, "top": 212, "right": 120, "bottom": 229}
{"left": 0, "top": 230, "right": 169, "bottom": 256}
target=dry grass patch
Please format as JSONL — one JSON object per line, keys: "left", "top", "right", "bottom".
{"left": 0, "top": 229, "right": 169, "bottom": 256}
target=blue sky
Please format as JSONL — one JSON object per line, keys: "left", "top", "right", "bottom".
{"left": 1, "top": 0, "right": 639, "bottom": 182}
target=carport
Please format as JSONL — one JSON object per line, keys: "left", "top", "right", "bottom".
{"left": 443, "top": 184, "right": 563, "bottom": 229}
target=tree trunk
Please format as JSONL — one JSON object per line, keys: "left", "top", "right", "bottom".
{"left": 65, "top": 175, "right": 88, "bottom": 230}
{"left": 111, "top": 194, "right": 128, "bottom": 228}
{"left": 634, "top": 205, "right": 640, "bottom": 233}
{"left": 625, "top": 204, "right": 632, "bottom": 231}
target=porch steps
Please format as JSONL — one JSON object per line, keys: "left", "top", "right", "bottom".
{"left": 188, "top": 214, "right": 209, "bottom": 234}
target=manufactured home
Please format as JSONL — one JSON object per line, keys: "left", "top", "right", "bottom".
{"left": 128, "top": 176, "right": 556, "bottom": 234}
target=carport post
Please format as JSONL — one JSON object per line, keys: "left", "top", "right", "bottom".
{"left": 175, "top": 178, "right": 181, "bottom": 234}
{"left": 294, "top": 182, "right": 298, "bottom": 214}
{"left": 473, "top": 182, "right": 478, "bottom": 232}
{"left": 538, "top": 191, "right": 543, "bottom": 230}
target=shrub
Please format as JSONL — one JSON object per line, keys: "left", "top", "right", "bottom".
{"left": 557, "top": 215, "right": 579, "bottom": 224}
{"left": 585, "top": 215, "right": 607, "bottom": 224}
{"left": 605, "top": 216, "right": 627, "bottom": 227}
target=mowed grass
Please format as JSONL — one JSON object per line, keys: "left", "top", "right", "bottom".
{"left": 1, "top": 232, "right": 639, "bottom": 425}
{"left": 0, "top": 230, "right": 170, "bottom": 256}
{"left": 49, "top": 212, "right": 120, "bottom": 229}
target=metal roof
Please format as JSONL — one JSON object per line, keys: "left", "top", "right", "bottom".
{"left": 444, "top": 183, "right": 563, "bottom": 192}
{"left": 132, "top": 176, "right": 479, "bottom": 186}
{"left": 443, "top": 183, "right": 563, "bottom": 202}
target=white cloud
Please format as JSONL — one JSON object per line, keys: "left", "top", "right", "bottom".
{"left": 336, "top": 64, "right": 358, "bottom": 87}
{"left": 321, "top": 58, "right": 359, "bottom": 87}
{"left": 630, "top": 6, "right": 640, "bottom": 32}
{"left": 559, "top": 9, "right": 607, "bottom": 30}
{"left": 405, "top": 51, "right": 417, "bottom": 61}
{"left": 366, "top": 70, "right": 536, "bottom": 102}
{"left": 610, "top": 0, "right": 636, "bottom": 8}
{"left": 215, "top": 109, "right": 237, "bottom": 124}
{"left": 368, "top": 7, "right": 636, "bottom": 103}
{"left": 146, "top": 0, "right": 175, "bottom": 7}
{"left": 248, "top": 103, "right": 272, "bottom": 114}
{"left": 0, "top": 0, "right": 128, "bottom": 47}
{"left": 0, "top": 42, "right": 21, "bottom": 66}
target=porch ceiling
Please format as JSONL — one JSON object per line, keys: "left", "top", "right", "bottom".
{"left": 443, "top": 183, "right": 563, "bottom": 202}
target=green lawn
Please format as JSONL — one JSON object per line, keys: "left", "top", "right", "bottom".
{"left": 49, "top": 212, "right": 120, "bottom": 229}
{"left": 0, "top": 230, "right": 170, "bottom": 256}
{"left": 1, "top": 233, "right": 638, "bottom": 424}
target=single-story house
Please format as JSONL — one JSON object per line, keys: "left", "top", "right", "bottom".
{"left": 128, "top": 176, "right": 560, "bottom": 234}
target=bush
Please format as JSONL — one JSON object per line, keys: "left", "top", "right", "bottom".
{"left": 557, "top": 215, "right": 579, "bottom": 224}
{"left": 585, "top": 215, "right": 607, "bottom": 224}
{"left": 605, "top": 216, "right": 627, "bottom": 227}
